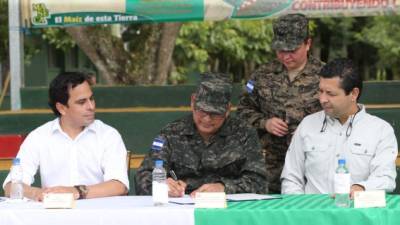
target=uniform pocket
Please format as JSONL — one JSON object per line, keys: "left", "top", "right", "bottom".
{"left": 349, "top": 141, "right": 373, "bottom": 180}
{"left": 350, "top": 142, "right": 373, "bottom": 157}
{"left": 202, "top": 146, "right": 246, "bottom": 177}
{"left": 304, "top": 139, "right": 331, "bottom": 175}
{"left": 170, "top": 150, "right": 200, "bottom": 175}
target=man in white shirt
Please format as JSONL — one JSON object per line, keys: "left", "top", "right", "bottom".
{"left": 3, "top": 72, "right": 129, "bottom": 201}
{"left": 281, "top": 58, "right": 398, "bottom": 196}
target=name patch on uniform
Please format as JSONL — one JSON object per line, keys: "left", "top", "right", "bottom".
{"left": 246, "top": 80, "right": 255, "bottom": 93}
{"left": 151, "top": 137, "right": 165, "bottom": 151}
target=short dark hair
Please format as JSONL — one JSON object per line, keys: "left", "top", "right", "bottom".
{"left": 48, "top": 71, "right": 89, "bottom": 116}
{"left": 319, "top": 58, "right": 363, "bottom": 100}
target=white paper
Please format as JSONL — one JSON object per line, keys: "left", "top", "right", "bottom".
{"left": 169, "top": 195, "right": 194, "bottom": 205}
{"left": 194, "top": 192, "right": 226, "bottom": 208}
{"left": 354, "top": 190, "right": 386, "bottom": 208}
{"left": 43, "top": 193, "right": 75, "bottom": 209}
{"left": 227, "top": 193, "right": 281, "bottom": 201}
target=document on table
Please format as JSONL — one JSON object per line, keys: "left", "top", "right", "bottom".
{"left": 226, "top": 193, "right": 281, "bottom": 201}
{"left": 169, "top": 195, "right": 194, "bottom": 205}
{"left": 168, "top": 193, "right": 281, "bottom": 204}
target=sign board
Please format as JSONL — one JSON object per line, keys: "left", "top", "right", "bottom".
{"left": 22, "top": 0, "right": 400, "bottom": 28}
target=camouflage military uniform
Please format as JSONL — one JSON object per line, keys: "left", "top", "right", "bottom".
{"left": 237, "top": 56, "right": 324, "bottom": 193}
{"left": 135, "top": 114, "right": 268, "bottom": 195}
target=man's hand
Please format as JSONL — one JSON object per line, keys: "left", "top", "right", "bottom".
{"left": 167, "top": 178, "right": 187, "bottom": 197}
{"left": 265, "top": 117, "right": 288, "bottom": 137}
{"left": 190, "top": 183, "right": 225, "bottom": 198}
{"left": 43, "top": 186, "right": 80, "bottom": 200}
{"left": 30, "top": 187, "right": 45, "bottom": 202}
{"left": 330, "top": 184, "right": 365, "bottom": 200}
{"left": 350, "top": 184, "right": 365, "bottom": 199}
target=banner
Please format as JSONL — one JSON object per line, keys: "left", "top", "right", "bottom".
{"left": 23, "top": 0, "right": 400, "bottom": 28}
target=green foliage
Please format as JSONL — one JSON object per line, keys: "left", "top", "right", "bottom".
{"left": 41, "top": 28, "right": 75, "bottom": 52}
{"left": 357, "top": 16, "right": 400, "bottom": 79}
{"left": 0, "top": 1, "right": 8, "bottom": 62}
{"left": 0, "top": 2, "right": 39, "bottom": 66}
{"left": 315, "top": 17, "right": 357, "bottom": 59}
{"left": 173, "top": 20, "right": 274, "bottom": 82}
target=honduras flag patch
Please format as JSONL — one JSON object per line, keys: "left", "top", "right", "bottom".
{"left": 246, "top": 80, "right": 255, "bottom": 93}
{"left": 151, "top": 137, "right": 165, "bottom": 151}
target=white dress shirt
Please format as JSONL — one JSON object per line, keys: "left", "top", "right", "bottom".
{"left": 3, "top": 118, "right": 129, "bottom": 189}
{"left": 281, "top": 105, "right": 397, "bottom": 194}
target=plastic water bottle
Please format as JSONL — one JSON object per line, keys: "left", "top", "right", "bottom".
{"left": 10, "top": 158, "right": 24, "bottom": 200}
{"left": 334, "top": 159, "right": 350, "bottom": 207}
{"left": 152, "top": 160, "right": 168, "bottom": 206}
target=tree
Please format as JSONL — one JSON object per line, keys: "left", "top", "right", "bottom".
{"left": 173, "top": 20, "right": 274, "bottom": 83}
{"left": 42, "top": 22, "right": 182, "bottom": 85}
{"left": 121, "top": 22, "right": 182, "bottom": 85}
{"left": 357, "top": 16, "right": 400, "bottom": 80}
{"left": 313, "top": 17, "right": 386, "bottom": 81}
{"left": 0, "top": 0, "right": 9, "bottom": 84}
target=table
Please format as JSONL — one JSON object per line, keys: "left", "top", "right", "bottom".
{"left": 195, "top": 194, "right": 400, "bottom": 225}
{"left": 0, "top": 196, "right": 194, "bottom": 225}
{"left": 1, "top": 194, "right": 399, "bottom": 225}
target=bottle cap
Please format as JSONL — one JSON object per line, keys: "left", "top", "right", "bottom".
{"left": 12, "top": 158, "right": 20, "bottom": 165}
{"left": 155, "top": 160, "right": 163, "bottom": 167}
{"left": 338, "top": 159, "right": 346, "bottom": 165}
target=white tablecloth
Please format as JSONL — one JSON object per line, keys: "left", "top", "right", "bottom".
{"left": 0, "top": 196, "right": 195, "bottom": 225}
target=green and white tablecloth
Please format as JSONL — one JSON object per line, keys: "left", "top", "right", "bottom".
{"left": 195, "top": 194, "right": 400, "bottom": 225}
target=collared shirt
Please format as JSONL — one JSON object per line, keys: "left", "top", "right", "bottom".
{"left": 135, "top": 114, "right": 268, "bottom": 195}
{"left": 281, "top": 105, "right": 398, "bottom": 194}
{"left": 2, "top": 118, "right": 129, "bottom": 189}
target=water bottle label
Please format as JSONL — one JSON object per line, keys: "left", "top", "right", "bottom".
{"left": 10, "top": 182, "right": 24, "bottom": 200}
{"left": 334, "top": 173, "right": 350, "bottom": 194}
{"left": 152, "top": 181, "right": 168, "bottom": 204}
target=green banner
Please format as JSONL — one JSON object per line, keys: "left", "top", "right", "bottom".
{"left": 25, "top": 0, "right": 400, "bottom": 28}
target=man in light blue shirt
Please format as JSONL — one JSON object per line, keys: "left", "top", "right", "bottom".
{"left": 281, "top": 58, "right": 397, "bottom": 196}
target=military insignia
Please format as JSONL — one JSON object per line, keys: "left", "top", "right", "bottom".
{"left": 151, "top": 137, "right": 165, "bottom": 151}
{"left": 246, "top": 80, "right": 255, "bottom": 93}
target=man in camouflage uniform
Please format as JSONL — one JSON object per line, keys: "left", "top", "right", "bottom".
{"left": 136, "top": 73, "right": 267, "bottom": 196}
{"left": 237, "top": 14, "right": 324, "bottom": 194}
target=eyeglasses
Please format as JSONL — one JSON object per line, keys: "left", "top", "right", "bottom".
{"left": 195, "top": 109, "right": 225, "bottom": 120}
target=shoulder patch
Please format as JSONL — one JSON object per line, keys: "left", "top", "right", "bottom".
{"left": 246, "top": 80, "right": 255, "bottom": 93}
{"left": 151, "top": 137, "right": 165, "bottom": 151}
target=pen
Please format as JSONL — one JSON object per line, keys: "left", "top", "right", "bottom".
{"left": 170, "top": 170, "right": 178, "bottom": 181}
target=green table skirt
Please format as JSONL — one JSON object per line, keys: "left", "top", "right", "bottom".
{"left": 195, "top": 194, "right": 400, "bottom": 225}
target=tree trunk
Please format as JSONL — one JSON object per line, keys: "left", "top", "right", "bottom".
{"left": 66, "top": 26, "right": 133, "bottom": 85}
{"left": 66, "top": 23, "right": 182, "bottom": 85}
{"left": 152, "top": 22, "right": 182, "bottom": 85}
{"left": 0, "top": 60, "right": 9, "bottom": 90}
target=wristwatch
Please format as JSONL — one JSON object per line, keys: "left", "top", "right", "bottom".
{"left": 74, "top": 185, "right": 88, "bottom": 199}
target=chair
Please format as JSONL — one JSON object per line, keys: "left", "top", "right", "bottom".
{"left": 0, "top": 135, "right": 25, "bottom": 158}
{"left": 393, "top": 167, "right": 400, "bottom": 194}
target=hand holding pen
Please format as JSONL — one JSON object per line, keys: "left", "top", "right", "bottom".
{"left": 167, "top": 170, "right": 186, "bottom": 197}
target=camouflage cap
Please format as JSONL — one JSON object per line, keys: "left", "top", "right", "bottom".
{"left": 194, "top": 73, "right": 232, "bottom": 114}
{"left": 271, "top": 14, "right": 309, "bottom": 51}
